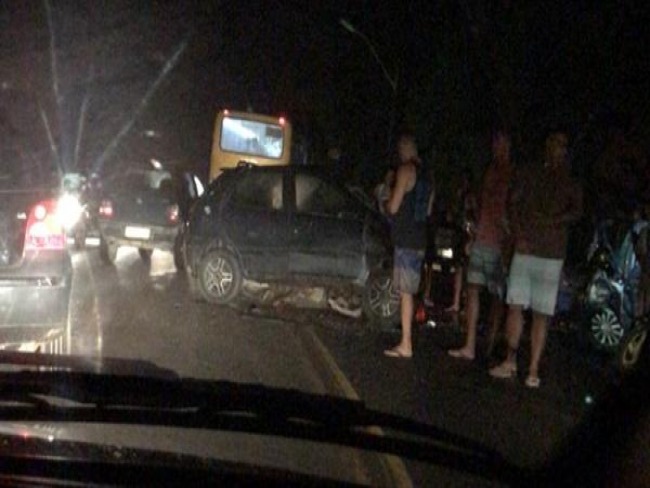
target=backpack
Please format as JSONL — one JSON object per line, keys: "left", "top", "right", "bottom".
{"left": 413, "top": 168, "right": 432, "bottom": 223}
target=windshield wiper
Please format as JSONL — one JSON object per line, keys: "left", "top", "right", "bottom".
{"left": 0, "top": 351, "right": 523, "bottom": 485}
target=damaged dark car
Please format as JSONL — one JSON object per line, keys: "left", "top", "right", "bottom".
{"left": 182, "top": 164, "right": 399, "bottom": 328}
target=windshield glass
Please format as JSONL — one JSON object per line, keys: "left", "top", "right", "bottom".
{"left": 220, "top": 117, "right": 284, "bottom": 159}
{"left": 0, "top": 2, "right": 648, "bottom": 487}
{"left": 104, "top": 170, "right": 172, "bottom": 194}
{"left": 0, "top": 147, "right": 58, "bottom": 190}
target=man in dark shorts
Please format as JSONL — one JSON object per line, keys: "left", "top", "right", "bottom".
{"left": 383, "top": 133, "right": 432, "bottom": 358}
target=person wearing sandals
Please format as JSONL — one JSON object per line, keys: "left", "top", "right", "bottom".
{"left": 489, "top": 129, "right": 582, "bottom": 388}
{"left": 447, "top": 130, "right": 513, "bottom": 361}
{"left": 444, "top": 170, "right": 477, "bottom": 314}
{"left": 383, "top": 133, "right": 433, "bottom": 359}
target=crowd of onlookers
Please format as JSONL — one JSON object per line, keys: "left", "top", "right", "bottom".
{"left": 377, "top": 124, "right": 649, "bottom": 389}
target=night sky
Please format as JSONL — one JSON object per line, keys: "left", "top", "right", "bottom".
{"left": 1, "top": 1, "right": 648, "bottom": 189}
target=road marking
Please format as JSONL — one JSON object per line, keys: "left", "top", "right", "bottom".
{"left": 299, "top": 326, "right": 414, "bottom": 488}
{"left": 70, "top": 250, "right": 104, "bottom": 356}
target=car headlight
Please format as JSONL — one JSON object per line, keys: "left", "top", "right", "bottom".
{"left": 587, "top": 279, "right": 612, "bottom": 305}
{"left": 57, "top": 194, "right": 83, "bottom": 229}
{"left": 437, "top": 248, "right": 453, "bottom": 259}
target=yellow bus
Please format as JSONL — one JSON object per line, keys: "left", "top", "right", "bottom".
{"left": 209, "top": 110, "right": 292, "bottom": 181}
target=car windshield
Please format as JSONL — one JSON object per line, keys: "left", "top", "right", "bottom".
{"left": 220, "top": 117, "right": 284, "bottom": 158}
{"left": 104, "top": 170, "right": 172, "bottom": 194}
{"left": 0, "top": 2, "right": 648, "bottom": 487}
{"left": 0, "top": 147, "right": 58, "bottom": 191}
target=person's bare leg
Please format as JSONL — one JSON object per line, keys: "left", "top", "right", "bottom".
{"left": 446, "top": 267, "right": 463, "bottom": 312}
{"left": 385, "top": 292, "right": 414, "bottom": 357}
{"left": 398, "top": 292, "right": 414, "bottom": 354}
{"left": 448, "top": 284, "right": 480, "bottom": 359}
{"left": 528, "top": 312, "right": 549, "bottom": 380}
{"left": 490, "top": 305, "right": 523, "bottom": 377}
{"left": 504, "top": 305, "right": 523, "bottom": 363}
{"left": 423, "top": 264, "right": 433, "bottom": 305}
{"left": 486, "top": 296, "right": 505, "bottom": 357}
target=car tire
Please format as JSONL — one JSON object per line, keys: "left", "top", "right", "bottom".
{"left": 362, "top": 269, "right": 400, "bottom": 331}
{"left": 74, "top": 224, "right": 86, "bottom": 250}
{"left": 138, "top": 248, "right": 153, "bottom": 262}
{"left": 197, "top": 249, "right": 242, "bottom": 305}
{"left": 617, "top": 318, "right": 649, "bottom": 373}
{"left": 586, "top": 307, "right": 626, "bottom": 352}
{"left": 99, "top": 238, "right": 118, "bottom": 265}
{"left": 173, "top": 233, "right": 185, "bottom": 271}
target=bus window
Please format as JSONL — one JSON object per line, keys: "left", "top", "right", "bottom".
{"left": 210, "top": 110, "right": 292, "bottom": 182}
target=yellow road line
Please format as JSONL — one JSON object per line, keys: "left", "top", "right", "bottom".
{"left": 302, "top": 326, "right": 414, "bottom": 488}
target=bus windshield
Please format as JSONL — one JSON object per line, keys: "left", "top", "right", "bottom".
{"left": 221, "top": 117, "right": 284, "bottom": 158}
{"left": 210, "top": 110, "right": 291, "bottom": 182}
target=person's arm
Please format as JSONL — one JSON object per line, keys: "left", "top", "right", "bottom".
{"left": 560, "top": 183, "right": 583, "bottom": 223}
{"left": 633, "top": 220, "right": 648, "bottom": 259}
{"left": 507, "top": 168, "right": 523, "bottom": 238}
{"left": 385, "top": 164, "right": 414, "bottom": 215}
{"left": 548, "top": 182, "right": 584, "bottom": 225}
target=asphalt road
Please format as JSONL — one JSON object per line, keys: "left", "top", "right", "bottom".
{"left": 67, "top": 245, "right": 413, "bottom": 486}
{"left": 65, "top": 245, "right": 615, "bottom": 486}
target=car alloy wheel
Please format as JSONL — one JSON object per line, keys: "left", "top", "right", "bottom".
{"left": 74, "top": 225, "right": 86, "bottom": 250}
{"left": 99, "top": 238, "right": 117, "bottom": 265}
{"left": 589, "top": 307, "right": 625, "bottom": 351}
{"left": 363, "top": 271, "right": 400, "bottom": 330}
{"left": 138, "top": 248, "right": 153, "bottom": 262}
{"left": 198, "top": 249, "right": 242, "bottom": 305}
{"left": 173, "top": 233, "right": 185, "bottom": 271}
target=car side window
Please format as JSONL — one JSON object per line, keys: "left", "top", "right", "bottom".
{"left": 231, "top": 171, "right": 283, "bottom": 210}
{"left": 295, "top": 174, "right": 348, "bottom": 216}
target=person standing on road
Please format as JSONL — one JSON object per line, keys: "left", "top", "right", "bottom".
{"left": 383, "top": 133, "right": 432, "bottom": 359}
{"left": 447, "top": 130, "right": 513, "bottom": 361}
{"left": 489, "top": 129, "right": 582, "bottom": 388}
{"left": 374, "top": 167, "right": 396, "bottom": 216}
{"left": 444, "top": 169, "right": 477, "bottom": 313}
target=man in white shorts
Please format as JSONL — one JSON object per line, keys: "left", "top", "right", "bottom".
{"left": 489, "top": 130, "right": 582, "bottom": 388}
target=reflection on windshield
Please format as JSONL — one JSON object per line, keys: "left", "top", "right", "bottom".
{"left": 0, "top": 1, "right": 647, "bottom": 486}
{"left": 220, "top": 117, "right": 283, "bottom": 159}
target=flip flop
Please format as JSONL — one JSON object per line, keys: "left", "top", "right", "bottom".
{"left": 383, "top": 348, "right": 412, "bottom": 359}
{"left": 489, "top": 362, "right": 517, "bottom": 379}
{"left": 525, "top": 375, "right": 541, "bottom": 388}
{"left": 448, "top": 349, "right": 475, "bottom": 360}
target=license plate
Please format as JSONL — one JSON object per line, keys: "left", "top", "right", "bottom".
{"left": 124, "top": 226, "right": 151, "bottom": 240}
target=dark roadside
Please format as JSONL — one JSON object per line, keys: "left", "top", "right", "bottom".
{"left": 238, "top": 296, "right": 617, "bottom": 486}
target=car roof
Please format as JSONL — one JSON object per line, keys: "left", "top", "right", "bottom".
{"left": 223, "top": 163, "right": 332, "bottom": 178}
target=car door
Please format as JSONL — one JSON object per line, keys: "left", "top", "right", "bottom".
{"left": 288, "top": 170, "right": 365, "bottom": 280}
{"left": 221, "top": 168, "right": 289, "bottom": 279}
{"left": 176, "top": 171, "right": 205, "bottom": 221}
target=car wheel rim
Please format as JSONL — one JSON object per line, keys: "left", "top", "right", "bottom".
{"left": 368, "top": 276, "right": 399, "bottom": 318}
{"left": 203, "top": 257, "right": 234, "bottom": 297}
{"left": 590, "top": 308, "right": 624, "bottom": 347}
{"left": 621, "top": 329, "right": 648, "bottom": 368}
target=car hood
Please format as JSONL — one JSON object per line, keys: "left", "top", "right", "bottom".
{"left": 0, "top": 351, "right": 519, "bottom": 486}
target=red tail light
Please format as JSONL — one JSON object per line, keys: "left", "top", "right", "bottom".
{"left": 167, "top": 204, "right": 180, "bottom": 224}
{"left": 99, "top": 200, "right": 114, "bottom": 218}
{"left": 25, "top": 199, "right": 65, "bottom": 251}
